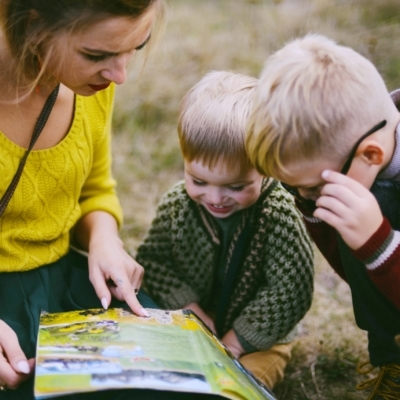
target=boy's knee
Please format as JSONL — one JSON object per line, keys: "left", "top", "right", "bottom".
{"left": 239, "top": 342, "right": 293, "bottom": 389}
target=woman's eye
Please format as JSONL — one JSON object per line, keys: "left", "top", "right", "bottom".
{"left": 227, "top": 185, "right": 245, "bottom": 192}
{"left": 84, "top": 53, "right": 108, "bottom": 63}
{"left": 193, "top": 180, "right": 207, "bottom": 187}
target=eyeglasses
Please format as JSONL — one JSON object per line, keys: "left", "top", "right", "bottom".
{"left": 281, "top": 119, "right": 387, "bottom": 211}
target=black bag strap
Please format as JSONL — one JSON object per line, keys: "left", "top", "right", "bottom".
{"left": 0, "top": 84, "right": 60, "bottom": 217}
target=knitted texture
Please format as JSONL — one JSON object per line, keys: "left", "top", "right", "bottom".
{"left": 138, "top": 179, "right": 314, "bottom": 350}
{"left": 0, "top": 84, "right": 122, "bottom": 272}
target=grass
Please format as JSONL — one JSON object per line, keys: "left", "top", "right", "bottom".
{"left": 111, "top": 0, "right": 400, "bottom": 398}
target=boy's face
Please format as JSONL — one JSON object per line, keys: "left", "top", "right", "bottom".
{"left": 277, "top": 119, "right": 389, "bottom": 209}
{"left": 278, "top": 160, "right": 337, "bottom": 202}
{"left": 278, "top": 155, "right": 375, "bottom": 208}
{"left": 184, "top": 160, "right": 263, "bottom": 218}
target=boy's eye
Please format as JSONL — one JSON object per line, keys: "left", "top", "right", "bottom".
{"left": 83, "top": 53, "right": 108, "bottom": 63}
{"left": 227, "top": 185, "right": 245, "bottom": 192}
{"left": 193, "top": 179, "right": 207, "bottom": 187}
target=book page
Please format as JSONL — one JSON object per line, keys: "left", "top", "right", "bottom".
{"left": 34, "top": 308, "right": 275, "bottom": 400}
{"left": 186, "top": 314, "right": 276, "bottom": 400}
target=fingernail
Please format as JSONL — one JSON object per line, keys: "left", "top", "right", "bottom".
{"left": 18, "top": 360, "right": 30, "bottom": 374}
{"left": 141, "top": 308, "right": 150, "bottom": 317}
{"left": 101, "top": 297, "right": 108, "bottom": 310}
{"left": 322, "top": 170, "right": 329, "bottom": 179}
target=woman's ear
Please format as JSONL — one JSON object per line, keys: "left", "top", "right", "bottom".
{"left": 357, "top": 140, "right": 385, "bottom": 167}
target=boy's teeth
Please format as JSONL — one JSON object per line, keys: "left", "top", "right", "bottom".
{"left": 213, "top": 205, "right": 225, "bottom": 208}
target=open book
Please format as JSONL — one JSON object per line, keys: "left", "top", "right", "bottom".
{"left": 34, "top": 308, "right": 276, "bottom": 399}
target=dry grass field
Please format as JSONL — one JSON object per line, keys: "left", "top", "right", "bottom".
{"left": 111, "top": 1, "right": 400, "bottom": 398}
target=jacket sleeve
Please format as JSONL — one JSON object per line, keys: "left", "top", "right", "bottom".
{"left": 299, "top": 201, "right": 400, "bottom": 311}
{"left": 352, "top": 217, "right": 400, "bottom": 310}
{"left": 137, "top": 185, "right": 201, "bottom": 309}
{"left": 233, "top": 187, "right": 315, "bottom": 350}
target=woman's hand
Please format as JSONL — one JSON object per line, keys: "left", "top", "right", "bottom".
{"left": 0, "top": 320, "right": 34, "bottom": 390}
{"left": 75, "top": 211, "right": 148, "bottom": 317}
{"left": 88, "top": 234, "right": 147, "bottom": 317}
{"left": 184, "top": 303, "right": 216, "bottom": 333}
{"left": 221, "top": 329, "right": 245, "bottom": 359}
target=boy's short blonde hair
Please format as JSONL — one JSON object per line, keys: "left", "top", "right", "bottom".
{"left": 178, "top": 70, "right": 258, "bottom": 173}
{"left": 246, "top": 34, "right": 396, "bottom": 177}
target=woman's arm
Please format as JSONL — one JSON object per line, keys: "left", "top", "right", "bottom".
{"left": 74, "top": 87, "right": 147, "bottom": 316}
{"left": 74, "top": 211, "right": 147, "bottom": 317}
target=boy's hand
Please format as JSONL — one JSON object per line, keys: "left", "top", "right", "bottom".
{"left": 313, "top": 170, "right": 383, "bottom": 250}
{"left": 0, "top": 320, "right": 34, "bottom": 390}
{"left": 221, "top": 329, "right": 245, "bottom": 359}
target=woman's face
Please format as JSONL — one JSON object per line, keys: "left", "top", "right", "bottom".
{"left": 44, "top": 7, "right": 156, "bottom": 95}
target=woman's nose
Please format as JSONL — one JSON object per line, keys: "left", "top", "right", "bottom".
{"left": 101, "top": 53, "right": 132, "bottom": 85}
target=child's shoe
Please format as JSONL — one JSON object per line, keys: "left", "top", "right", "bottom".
{"left": 356, "top": 361, "right": 400, "bottom": 399}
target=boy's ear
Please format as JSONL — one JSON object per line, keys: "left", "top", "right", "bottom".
{"left": 357, "top": 140, "right": 385, "bottom": 166}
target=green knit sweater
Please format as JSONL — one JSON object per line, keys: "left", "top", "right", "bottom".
{"left": 137, "top": 178, "right": 314, "bottom": 351}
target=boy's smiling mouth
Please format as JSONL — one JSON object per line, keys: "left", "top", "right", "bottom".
{"left": 206, "top": 203, "right": 234, "bottom": 214}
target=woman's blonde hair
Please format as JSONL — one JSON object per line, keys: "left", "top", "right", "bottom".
{"left": 0, "top": 0, "right": 165, "bottom": 88}
{"left": 246, "top": 34, "right": 394, "bottom": 177}
{"left": 178, "top": 70, "right": 258, "bottom": 173}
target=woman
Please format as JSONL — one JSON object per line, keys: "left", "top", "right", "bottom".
{"left": 0, "top": 1, "right": 182, "bottom": 398}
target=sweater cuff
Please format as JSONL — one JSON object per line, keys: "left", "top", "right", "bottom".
{"left": 352, "top": 218, "right": 400, "bottom": 270}
{"left": 234, "top": 329, "right": 258, "bottom": 354}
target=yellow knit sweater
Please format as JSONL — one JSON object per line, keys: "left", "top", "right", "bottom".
{"left": 0, "top": 84, "right": 123, "bottom": 272}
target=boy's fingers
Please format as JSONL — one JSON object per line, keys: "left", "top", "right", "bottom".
{"left": 321, "top": 170, "right": 366, "bottom": 194}
{"left": 319, "top": 183, "right": 359, "bottom": 209}
{"left": 315, "top": 194, "right": 349, "bottom": 217}
{"left": 313, "top": 206, "right": 344, "bottom": 228}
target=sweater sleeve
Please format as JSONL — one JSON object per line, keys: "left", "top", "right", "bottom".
{"left": 297, "top": 200, "right": 347, "bottom": 282}
{"left": 137, "top": 184, "right": 201, "bottom": 309}
{"left": 352, "top": 217, "right": 400, "bottom": 310}
{"left": 233, "top": 187, "right": 315, "bottom": 350}
{"left": 78, "top": 85, "right": 123, "bottom": 227}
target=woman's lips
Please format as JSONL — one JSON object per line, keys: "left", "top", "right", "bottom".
{"left": 88, "top": 83, "right": 110, "bottom": 91}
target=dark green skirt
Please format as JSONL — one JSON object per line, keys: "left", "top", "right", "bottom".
{"left": 0, "top": 250, "right": 216, "bottom": 400}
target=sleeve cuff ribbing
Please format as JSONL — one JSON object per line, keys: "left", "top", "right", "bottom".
{"left": 352, "top": 218, "right": 400, "bottom": 271}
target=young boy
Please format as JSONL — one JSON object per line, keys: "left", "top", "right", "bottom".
{"left": 136, "top": 71, "right": 314, "bottom": 389}
{"left": 246, "top": 34, "right": 400, "bottom": 398}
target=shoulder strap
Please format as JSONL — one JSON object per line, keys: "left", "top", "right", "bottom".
{"left": 0, "top": 84, "right": 60, "bottom": 217}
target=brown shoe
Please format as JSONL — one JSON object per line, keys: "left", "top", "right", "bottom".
{"left": 356, "top": 361, "right": 400, "bottom": 399}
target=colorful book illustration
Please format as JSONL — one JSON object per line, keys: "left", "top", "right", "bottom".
{"left": 34, "top": 308, "right": 276, "bottom": 399}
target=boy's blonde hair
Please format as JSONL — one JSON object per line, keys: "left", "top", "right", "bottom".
{"left": 178, "top": 70, "right": 258, "bottom": 173}
{"left": 246, "top": 34, "right": 396, "bottom": 177}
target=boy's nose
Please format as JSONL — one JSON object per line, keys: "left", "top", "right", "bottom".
{"left": 206, "top": 188, "right": 225, "bottom": 204}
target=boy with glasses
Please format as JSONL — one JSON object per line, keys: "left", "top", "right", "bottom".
{"left": 137, "top": 71, "right": 314, "bottom": 390}
{"left": 246, "top": 34, "right": 400, "bottom": 399}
